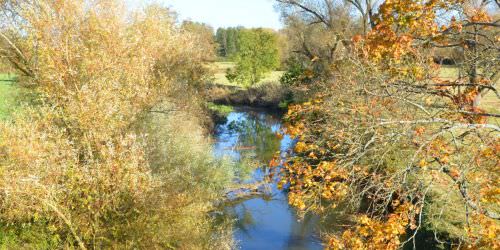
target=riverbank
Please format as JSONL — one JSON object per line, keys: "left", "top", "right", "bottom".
{"left": 204, "top": 82, "right": 292, "bottom": 109}
{"left": 0, "top": 74, "right": 19, "bottom": 120}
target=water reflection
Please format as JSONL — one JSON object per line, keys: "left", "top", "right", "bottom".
{"left": 213, "top": 107, "right": 323, "bottom": 250}
{"left": 226, "top": 114, "right": 281, "bottom": 164}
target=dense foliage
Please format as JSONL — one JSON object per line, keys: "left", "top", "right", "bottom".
{"left": 226, "top": 28, "right": 281, "bottom": 86}
{"left": 274, "top": 0, "right": 499, "bottom": 248}
{"left": 215, "top": 27, "right": 244, "bottom": 58}
{"left": 0, "top": 1, "right": 233, "bottom": 248}
{"left": 0, "top": 0, "right": 498, "bottom": 248}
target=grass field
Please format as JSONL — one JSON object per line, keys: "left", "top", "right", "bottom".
{"left": 438, "top": 65, "right": 460, "bottom": 80}
{"left": 481, "top": 91, "right": 499, "bottom": 114}
{"left": 437, "top": 66, "right": 498, "bottom": 114}
{"left": 209, "top": 62, "right": 284, "bottom": 87}
{"left": 0, "top": 73, "right": 19, "bottom": 119}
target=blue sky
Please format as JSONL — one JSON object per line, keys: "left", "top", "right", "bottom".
{"left": 127, "top": 0, "right": 283, "bottom": 30}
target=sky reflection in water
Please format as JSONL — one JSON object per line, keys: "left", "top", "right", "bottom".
{"left": 213, "top": 108, "right": 323, "bottom": 250}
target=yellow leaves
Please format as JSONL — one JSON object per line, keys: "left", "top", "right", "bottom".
{"left": 466, "top": 214, "right": 500, "bottom": 248}
{"left": 322, "top": 190, "right": 333, "bottom": 199}
{"left": 286, "top": 125, "right": 302, "bottom": 138}
{"left": 450, "top": 16, "right": 464, "bottom": 33}
{"left": 275, "top": 132, "right": 284, "bottom": 140}
{"left": 486, "top": 224, "right": 499, "bottom": 240}
{"left": 426, "top": 138, "right": 454, "bottom": 165}
{"left": 48, "top": 224, "right": 58, "bottom": 233}
{"left": 269, "top": 158, "right": 280, "bottom": 168}
{"left": 358, "top": 215, "right": 372, "bottom": 225}
{"left": 327, "top": 236, "right": 346, "bottom": 250}
{"left": 280, "top": 138, "right": 351, "bottom": 211}
{"left": 418, "top": 158, "right": 428, "bottom": 168}
{"left": 439, "top": 155, "right": 450, "bottom": 164}
{"left": 319, "top": 161, "right": 335, "bottom": 171}
{"left": 308, "top": 151, "right": 317, "bottom": 159}
{"left": 480, "top": 186, "right": 500, "bottom": 204}
{"left": 33, "top": 212, "right": 40, "bottom": 222}
{"left": 357, "top": 0, "right": 476, "bottom": 82}
{"left": 294, "top": 141, "right": 308, "bottom": 153}
{"left": 313, "top": 98, "right": 324, "bottom": 104}
{"left": 331, "top": 203, "right": 412, "bottom": 250}
{"left": 352, "top": 35, "right": 363, "bottom": 44}
{"left": 325, "top": 182, "right": 348, "bottom": 201}
{"left": 415, "top": 126, "right": 426, "bottom": 136}
{"left": 277, "top": 179, "right": 287, "bottom": 190}
{"left": 288, "top": 192, "right": 307, "bottom": 211}
{"left": 468, "top": 9, "right": 492, "bottom": 23}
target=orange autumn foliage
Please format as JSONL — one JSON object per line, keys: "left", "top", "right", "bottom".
{"left": 276, "top": 0, "right": 499, "bottom": 248}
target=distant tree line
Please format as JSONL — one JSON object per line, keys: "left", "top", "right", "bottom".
{"left": 215, "top": 27, "right": 244, "bottom": 58}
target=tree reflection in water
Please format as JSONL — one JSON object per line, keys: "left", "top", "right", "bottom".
{"left": 213, "top": 107, "right": 323, "bottom": 250}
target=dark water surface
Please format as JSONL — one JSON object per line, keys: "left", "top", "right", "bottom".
{"left": 213, "top": 107, "right": 324, "bottom": 250}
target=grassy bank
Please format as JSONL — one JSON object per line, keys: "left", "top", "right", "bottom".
{"left": 205, "top": 81, "right": 291, "bottom": 108}
{"left": 209, "top": 62, "right": 284, "bottom": 87}
{"left": 207, "top": 102, "right": 234, "bottom": 116}
{"left": 205, "top": 62, "right": 290, "bottom": 108}
{"left": 0, "top": 74, "right": 19, "bottom": 119}
{"left": 206, "top": 102, "right": 235, "bottom": 126}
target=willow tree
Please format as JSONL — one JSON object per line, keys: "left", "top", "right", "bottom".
{"left": 0, "top": 1, "right": 231, "bottom": 248}
{"left": 275, "top": 0, "right": 373, "bottom": 78}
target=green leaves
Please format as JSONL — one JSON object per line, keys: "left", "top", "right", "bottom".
{"left": 225, "top": 28, "right": 280, "bottom": 87}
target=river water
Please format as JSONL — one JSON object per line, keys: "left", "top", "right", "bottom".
{"left": 213, "top": 107, "right": 324, "bottom": 250}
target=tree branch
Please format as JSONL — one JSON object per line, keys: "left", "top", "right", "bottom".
{"left": 277, "top": 0, "right": 331, "bottom": 28}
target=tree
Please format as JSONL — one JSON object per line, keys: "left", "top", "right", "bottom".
{"left": 225, "top": 27, "right": 240, "bottom": 57}
{"left": 275, "top": 0, "right": 363, "bottom": 79}
{"left": 215, "top": 28, "right": 228, "bottom": 57}
{"left": 274, "top": 0, "right": 499, "bottom": 248}
{"left": 226, "top": 28, "right": 280, "bottom": 86}
{"left": 181, "top": 21, "right": 217, "bottom": 62}
{"left": 276, "top": 0, "right": 380, "bottom": 33}
{"left": 0, "top": 1, "right": 232, "bottom": 248}
{"left": 214, "top": 27, "right": 244, "bottom": 58}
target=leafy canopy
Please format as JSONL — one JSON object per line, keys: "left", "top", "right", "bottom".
{"left": 226, "top": 28, "right": 280, "bottom": 86}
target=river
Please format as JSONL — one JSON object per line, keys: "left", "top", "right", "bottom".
{"left": 213, "top": 107, "right": 324, "bottom": 250}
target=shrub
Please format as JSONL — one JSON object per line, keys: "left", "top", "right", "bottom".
{"left": 280, "top": 58, "right": 307, "bottom": 86}
{"left": 0, "top": 1, "right": 234, "bottom": 248}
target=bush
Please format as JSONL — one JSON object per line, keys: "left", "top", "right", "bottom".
{"left": 280, "top": 58, "right": 307, "bottom": 86}
{"left": 0, "top": 1, "right": 234, "bottom": 248}
{"left": 206, "top": 82, "right": 291, "bottom": 108}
